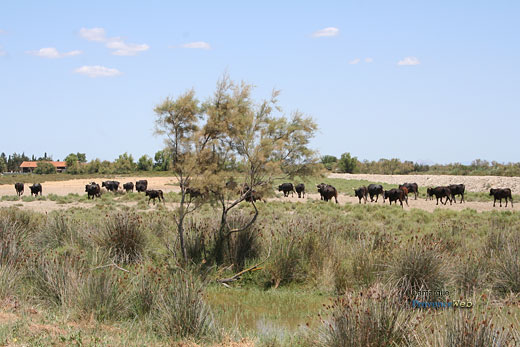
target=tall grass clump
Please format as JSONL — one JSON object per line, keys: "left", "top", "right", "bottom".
{"left": 386, "top": 236, "right": 448, "bottom": 300}
{"left": 29, "top": 253, "right": 84, "bottom": 308}
{"left": 0, "top": 212, "right": 31, "bottom": 264}
{"left": 96, "top": 212, "right": 145, "bottom": 264}
{"left": 426, "top": 309, "right": 519, "bottom": 347}
{"left": 0, "top": 262, "right": 19, "bottom": 300}
{"left": 76, "top": 267, "right": 128, "bottom": 321}
{"left": 491, "top": 240, "right": 520, "bottom": 295}
{"left": 318, "top": 286, "right": 416, "bottom": 347}
{"left": 454, "top": 253, "right": 489, "bottom": 295}
{"left": 36, "top": 213, "right": 84, "bottom": 250}
{"left": 222, "top": 212, "right": 262, "bottom": 270}
{"left": 154, "top": 271, "right": 218, "bottom": 341}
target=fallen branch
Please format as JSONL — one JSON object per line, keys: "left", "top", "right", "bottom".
{"left": 91, "top": 261, "right": 135, "bottom": 275}
{"left": 216, "top": 248, "right": 271, "bottom": 286}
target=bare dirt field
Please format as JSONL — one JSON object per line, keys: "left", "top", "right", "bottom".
{"left": 0, "top": 176, "right": 181, "bottom": 197}
{"left": 329, "top": 173, "right": 520, "bottom": 193}
{"left": 0, "top": 174, "right": 517, "bottom": 213}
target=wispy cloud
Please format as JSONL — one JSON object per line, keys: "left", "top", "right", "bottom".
{"left": 312, "top": 27, "right": 339, "bottom": 38}
{"left": 397, "top": 56, "right": 420, "bottom": 66}
{"left": 74, "top": 65, "right": 121, "bottom": 78}
{"left": 79, "top": 27, "right": 106, "bottom": 42}
{"left": 0, "top": 46, "right": 6, "bottom": 56}
{"left": 79, "top": 27, "right": 149, "bottom": 56}
{"left": 27, "top": 47, "right": 82, "bottom": 59}
{"left": 365, "top": 57, "right": 373, "bottom": 63}
{"left": 180, "top": 41, "right": 211, "bottom": 50}
{"left": 349, "top": 58, "right": 360, "bottom": 65}
{"left": 0, "top": 29, "right": 6, "bottom": 35}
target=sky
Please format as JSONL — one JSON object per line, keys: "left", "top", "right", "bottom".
{"left": 0, "top": 1, "right": 519, "bottom": 164}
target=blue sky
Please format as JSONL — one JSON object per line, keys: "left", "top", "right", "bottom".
{"left": 1, "top": 1, "right": 518, "bottom": 164}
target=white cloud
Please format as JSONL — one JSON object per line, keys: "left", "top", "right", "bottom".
{"left": 79, "top": 27, "right": 149, "bottom": 56}
{"left": 312, "top": 27, "right": 339, "bottom": 38}
{"left": 397, "top": 56, "right": 420, "bottom": 66}
{"left": 74, "top": 65, "right": 121, "bottom": 78}
{"left": 0, "top": 29, "right": 6, "bottom": 35}
{"left": 180, "top": 41, "right": 211, "bottom": 50}
{"left": 0, "top": 46, "right": 6, "bottom": 56}
{"left": 365, "top": 57, "right": 373, "bottom": 63}
{"left": 349, "top": 58, "right": 360, "bottom": 65}
{"left": 79, "top": 27, "right": 106, "bottom": 42}
{"left": 27, "top": 47, "right": 82, "bottom": 59}
{"left": 105, "top": 38, "right": 149, "bottom": 56}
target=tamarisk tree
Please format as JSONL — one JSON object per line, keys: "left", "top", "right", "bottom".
{"left": 154, "top": 76, "right": 319, "bottom": 263}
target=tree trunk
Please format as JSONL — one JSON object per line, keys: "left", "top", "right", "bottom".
{"left": 177, "top": 189, "right": 188, "bottom": 263}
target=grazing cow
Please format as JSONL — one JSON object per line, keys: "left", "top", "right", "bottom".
{"left": 448, "top": 184, "right": 465, "bottom": 203}
{"left": 14, "top": 182, "right": 24, "bottom": 196}
{"left": 278, "top": 183, "right": 295, "bottom": 197}
{"left": 186, "top": 186, "right": 204, "bottom": 199}
{"left": 244, "top": 189, "right": 265, "bottom": 203}
{"left": 427, "top": 186, "right": 452, "bottom": 205}
{"left": 399, "top": 183, "right": 419, "bottom": 200}
{"left": 367, "top": 184, "right": 384, "bottom": 202}
{"left": 383, "top": 188, "right": 408, "bottom": 207}
{"left": 490, "top": 188, "right": 513, "bottom": 207}
{"left": 135, "top": 180, "right": 148, "bottom": 193}
{"left": 123, "top": 182, "right": 134, "bottom": 192}
{"left": 85, "top": 182, "right": 101, "bottom": 199}
{"left": 29, "top": 183, "right": 42, "bottom": 197}
{"left": 317, "top": 183, "right": 338, "bottom": 203}
{"left": 295, "top": 183, "right": 305, "bottom": 198}
{"left": 354, "top": 186, "right": 368, "bottom": 204}
{"left": 102, "top": 180, "right": 120, "bottom": 192}
{"left": 145, "top": 189, "right": 164, "bottom": 204}
{"left": 237, "top": 183, "right": 250, "bottom": 195}
{"left": 400, "top": 186, "right": 409, "bottom": 204}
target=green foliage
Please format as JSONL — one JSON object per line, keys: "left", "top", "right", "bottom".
{"left": 34, "top": 161, "right": 57, "bottom": 174}
{"left": 153, "top": 149, "right": 171, "bottom": 171}
{"left": 137, "top": 155, "right": 153, "bottom": 171}
{"left": 113, "top": 153, "right": 136, "bottom": 173}
{"left": 95, "top": 212, "right": 146, "bottom": 264}
{"left": 0, "top": 155, "right": 7, "bottom": 173}
{"left": 154, "top": 271, "right": 218, "bottom": 340}
{"left": 318, "top": 287, "right": 415, "bottom": 347}
{"left": 337, "top": 152, "right": 358, "bottom": 173}
{"left": 321, "top": 155, "right": 337, "bottom": 171}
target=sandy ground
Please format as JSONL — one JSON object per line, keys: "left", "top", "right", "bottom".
{"left": 0, "top": 176, "right": 180, "bottom": 197}
{"left": 329, "top": 173, "right": 520, "bottom": 193}
{"left": 0, "top": 174, "right": 517, "bottom": 213}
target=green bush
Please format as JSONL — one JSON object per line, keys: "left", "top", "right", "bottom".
{"left": 95, "top": 212, "right": 145, "bottom": 264}
{"left": 34, "top": 161, "right": 57, "bottom": 174}
{"left": 154, "top": 271, "right": 217, "bottom": 341}
{"left": 318, "top": 287, "right": 415, "bottom": 347}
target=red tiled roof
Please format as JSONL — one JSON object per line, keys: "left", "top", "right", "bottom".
{"left": 19, "top": 161, "right": 67, "bottom": 168}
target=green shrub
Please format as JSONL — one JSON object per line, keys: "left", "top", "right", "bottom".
{"left": 318, "top": 286, "right": 416, "bottom": 347}
{"left": 431, "top": 309, "right": 519, "bottom": 347}
{"left": 95, "top": 212, "right": 145, "bottom": 264}
{"left": 386, "top": 237, "right": 448, "bottom": 300}
{"left": 492, "top": 242, "right": 520, "bottom": 295}
{"left": 154, "top": 271, "right": 217, "bottom": 341}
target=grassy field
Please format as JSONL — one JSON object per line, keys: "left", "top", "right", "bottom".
{"left": 1, "top": 196, "right": 520, "bottom": 346}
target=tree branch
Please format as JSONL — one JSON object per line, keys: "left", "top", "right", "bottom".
{"left": 216, "top": 248, "right": 271, "bottom": 286}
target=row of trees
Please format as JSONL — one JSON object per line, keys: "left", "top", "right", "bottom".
{"left": 0, "top": 152, "right": 53, "bottom": 173}
{"left": 0, "top": 150, "right": 177, "bottom": 175}
{"left": 322, "top": 153, "right": 520, "bottom": 176}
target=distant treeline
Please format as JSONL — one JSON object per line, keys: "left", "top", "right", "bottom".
{"left": 0, "top": 150, "right": 176, "bottom": 175}
{"left": 322, "top": 153, "right": 520, "bottom": 177}
{"left": 3, "top": 150, "right": 520, "bottom": 177}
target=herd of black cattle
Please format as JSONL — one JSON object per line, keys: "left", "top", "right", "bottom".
{"left": 11, "top": 180, "right": 515, "bottom": 208}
